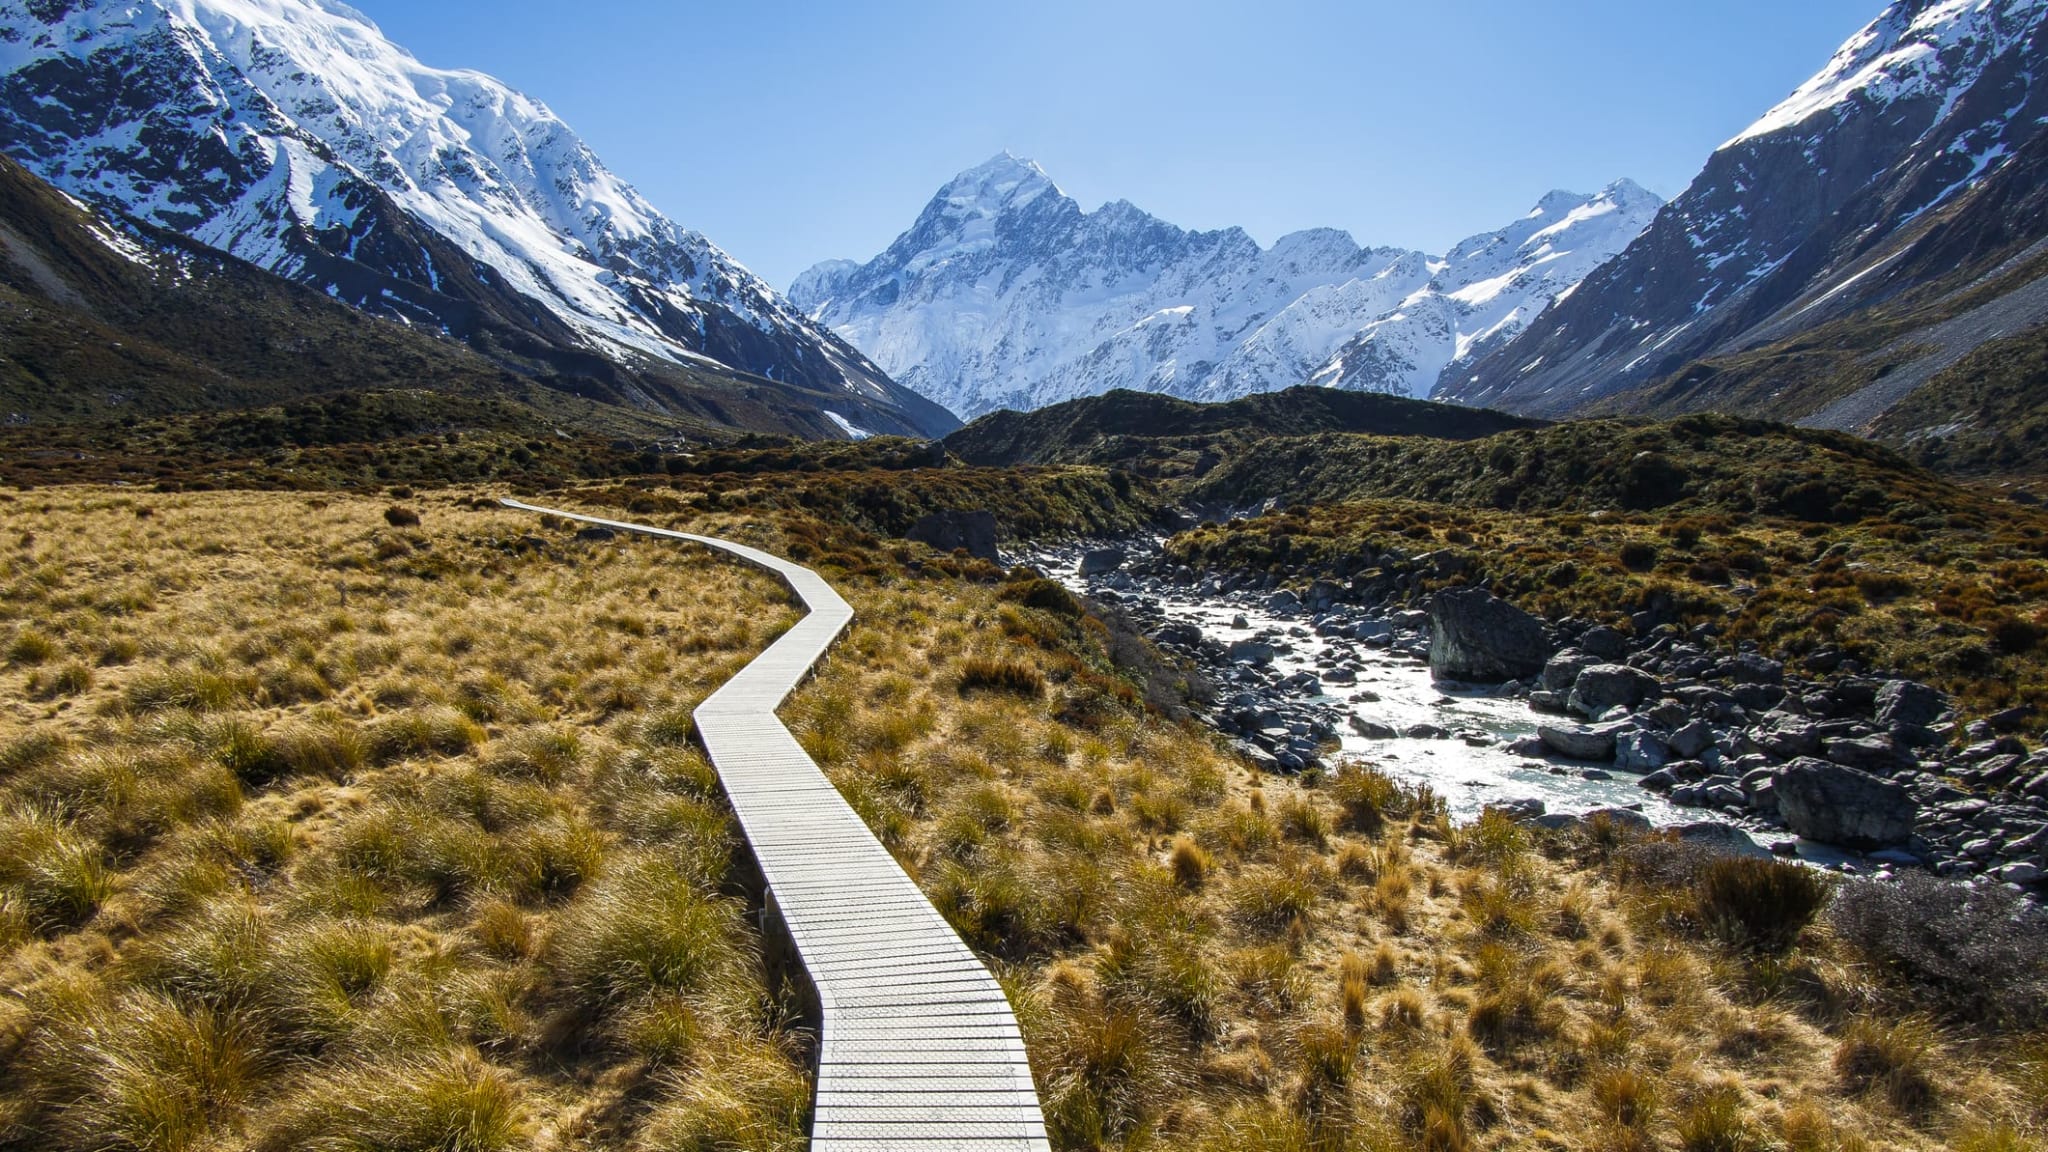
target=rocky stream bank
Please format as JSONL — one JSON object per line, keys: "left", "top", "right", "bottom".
{"left": 1035, "top": 542, "right": 2048, "bottom": 898}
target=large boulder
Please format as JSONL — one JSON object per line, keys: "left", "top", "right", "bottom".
{"left": 1822, "top": 734, "right": 1916, "bottom": 776}
{"left": 1773, "top": 757, "right": 1917, "bottom": 848}
{"left": 1427, "top": 589, "right": 1552, "bottom": 683}
{"left": 1538, "top": 720, "right": 1630, "bottom": 761}
{"left": 1539, "top": 649, "right": 1599, "bottom": 693}
{"left": 1615, "top": 731, "right": 1671, "bottom": 773}
{"left": 1874, "top": 679, "right": 1946, "bottom": 730}
{"left": 1079, "top": 547, "right": 1127, "bottom": 577}
{"left": 1228, "top": 640, "right": 1277, "bottom": 666}
{"left": 1567, "top": 664, "right": 1660, "bottom": 718}
{"left": 906, "top": 509, "right": 1000, "bottom": 562}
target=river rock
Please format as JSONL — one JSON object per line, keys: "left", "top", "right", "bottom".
{"left": 1672, "top": 778, "right": 1746, "bottom": 810}
{"left": 1752, "top": 714, "right": 1821, "bottom": 759}
{"left": 1539, "top": 720, "right": 1628, "bottom": 761}
{"left": 1540, "top": 649, "right": 1599, "bottom": 692}
{"left": 1578, "top": 625, "right": 1629, "bottom": 660}
{"left": 1615, "top": 731, "right": 1671, "bottom": 773}
{"left": 1306, "top": 579, "right": 1346, "bottom": 611}
{"left": 1079, "top": 547, "right": 1127, "bottom": 576}
{"left": 1668, "top": 719, "right": 1715, "bottom": 759}
{"left": 1823, "top": 734, "right": 1916, "bottom": 775}
{"left": 1640, "top": 768, "right": 1678, "bottom": 792}
{"left": 1874, "top": 679, "right": 1946, "bottom": 730}
{"left": 1721, "top": 653, "right": 1785, "bottom": 684}
{"left": 1567, "top": 664, "right": 1659, "bottom": 718}
{"left": 1674, "top": 822, "right": 1773, "bottom": 859}
{"left": 1774, "top": 757, "right": 1917, "bottom": 848}
{"left": 1995, "top": 861, "right": 2044, "bottom": 885}
{"left": 1585, "top": 806, "right": 1654, "bottom": 832}
{"left": 907, "top": 509, "right": 1000, "bottom": 562}
{"left": 1427, "top": 589, "right": 1552, "bottom": 683}
{"left": 1228, "top": 640, "right": 1276, "bottom": 666}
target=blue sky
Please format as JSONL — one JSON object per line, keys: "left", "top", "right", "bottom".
{"left": 349, "top": 0, "right": 1882, "bottom": 288}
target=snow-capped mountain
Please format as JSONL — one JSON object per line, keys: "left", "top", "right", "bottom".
{"left": 789, "top": 153, "right": 1659, "bottom": 419}
{"left": 1450, "top": 0, "right": 2048, "bottom": 418}
{"left": 0, "top": 0, "right": 956, "bottom": 437}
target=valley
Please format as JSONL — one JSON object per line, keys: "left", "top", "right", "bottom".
{"left": 2, "top": 0, "right": 2048, "bottom": 1149}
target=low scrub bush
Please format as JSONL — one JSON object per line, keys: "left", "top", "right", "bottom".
{"left": 1327, "top": 764, "right": 1398, "bottom": 834}
{"left": 999, "top": 576, "right": 1084, "bottom": 617}
{"left": 265, "top": 1051, "right": 525, "bottom": 1152}
{"left": 1675, "top": 1082, "right": 1764, "bottom": 1152}
{"left": 365, "top": 708, "right": 485, "bottom": 764}
{"left": 1829, "top": 873, "right": 2048, "bottom": 1030}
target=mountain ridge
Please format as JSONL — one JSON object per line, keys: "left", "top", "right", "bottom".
{"left": 0, "top": 0, "right": 958, "bottom": 438}
{"left": 791, "top": 152, "right": 1659, "bottom": 419}
{"left": 1450, "top": 0, "right": 2048, "bottom": 430}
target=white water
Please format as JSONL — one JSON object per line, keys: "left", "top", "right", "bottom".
{"left": 1130, "top": 584, "right": 1702, "bottom": 825}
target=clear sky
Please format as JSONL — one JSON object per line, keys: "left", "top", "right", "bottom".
{"left": 347, "top": 0, "right": 1883, "bottom": 289}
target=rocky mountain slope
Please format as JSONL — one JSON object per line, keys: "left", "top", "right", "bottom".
{"left": 0, "top": 151, "right": 957, "bottom": 441}
{"left": 1451, "top": 0, "right": 2048, "bottom": 434}
{"left": 791, "top": 153, "right": 1658, "bottom": 419}
{"left": 942, "top": 385, "right": 1544, "bottom": 472}
{"left": 0, "top": 0, "right": 956, "bottom": 438}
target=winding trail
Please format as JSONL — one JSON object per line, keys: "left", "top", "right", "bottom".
{"left": 500, "top": 501, "right": 1050, "bottom": 1151}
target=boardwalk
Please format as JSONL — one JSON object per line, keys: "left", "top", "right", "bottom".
{"left": 501, "top": 500, "right": 1051, "bottom": 1151}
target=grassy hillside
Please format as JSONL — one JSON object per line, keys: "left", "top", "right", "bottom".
{"left": 1183, "top": 414, "right": 1960, "bottom": 521}
{"left": 7, "top": 486, "right": 2040, "bottom": 1152}
{"left": 1168, "top": 494, "right": 2048, "bottom": 731}
{"left": 1870, "top": 321, "right": 2048, "bottom": 477}
{"left": 944, "top": 387, "right": 1544, "bottom": 478}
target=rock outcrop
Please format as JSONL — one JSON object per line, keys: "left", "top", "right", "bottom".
{"left": 907, "top": 510, "right": 1000, "bottom": 562}
{"left": 1427, "top": 589, "right": 1551, "bottom": 683}
{"left": 1773, "top": 758, "right": 1917, "bottom": 848}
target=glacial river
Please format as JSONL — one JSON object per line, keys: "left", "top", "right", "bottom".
{"left": 1050, "top": 555, "right": 1714, "bottom": 827}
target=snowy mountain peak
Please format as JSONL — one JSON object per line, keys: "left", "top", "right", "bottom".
{"left": 939, "top": 151, "right": 1061, "bottom": 205}
{"left": 1450, "top": 0, "right": 2048, "bottom": 419}
{"left": 791, "top": 159, "right": 1659, "bottom": 417}
{"left": 1727, "top": 0, "right": 2048, "bottom": 148}
{"left": 0, "top": 0, "right": 956, "bottom": 436}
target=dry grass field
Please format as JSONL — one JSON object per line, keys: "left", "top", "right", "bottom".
{"left": 3, "top": 484, "right": 2045, "bottom": 1152}
{"left": 0, "top": 488, "right": 807, "bottom": 1151}
{"left": 782, "top": 566, "right": 2048, "bottom": 1152}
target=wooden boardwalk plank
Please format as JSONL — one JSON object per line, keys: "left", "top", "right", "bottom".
{"left": 501, "top": 501, "right": 1049, "bottom": 1151}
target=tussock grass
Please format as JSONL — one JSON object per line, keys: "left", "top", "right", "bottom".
{"left": 1696, "top": 854, "right": 1832, "bottom": 954}
{"left": 777, "top": 524, "right": 2034, "bottom": 1152}
{"left": 0, "top": 489, "right": 805, "bottom": 1150}
{"left": 7, "top": 484, "right": 2036, "bottom": 1152}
